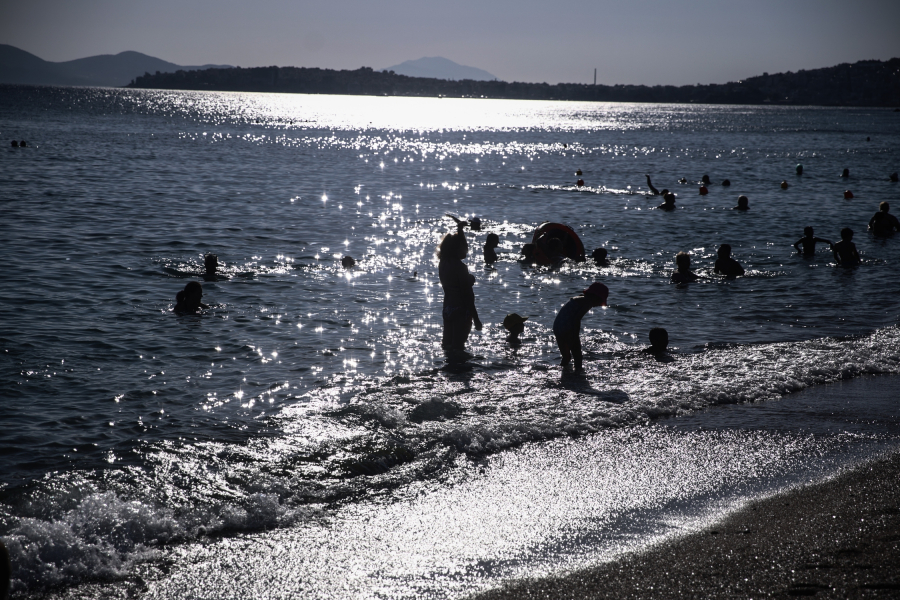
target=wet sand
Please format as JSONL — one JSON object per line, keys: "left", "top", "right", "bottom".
{"left": 475, "top": 450, "right": 900, "bottom": 599}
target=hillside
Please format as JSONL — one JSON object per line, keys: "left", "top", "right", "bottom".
{"left": 383, "top": 57, "right": 498, "bottom": 81}
{"left": 0, "top": 44, "right": 230, "bottom": 87}
{"left": 126, "top": 58, "right": 900, "bottom": 107}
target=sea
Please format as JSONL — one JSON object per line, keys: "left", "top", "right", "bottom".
{"left": 1, "top": 85, "right": 899, "bottom": 599}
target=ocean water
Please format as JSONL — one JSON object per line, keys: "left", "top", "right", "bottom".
{"left": 1, "top": 85, "right": 899, "bottom": 597}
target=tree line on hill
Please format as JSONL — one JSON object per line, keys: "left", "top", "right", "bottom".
{"left": 127, "top": 58, "right": 900, "bottom": 107}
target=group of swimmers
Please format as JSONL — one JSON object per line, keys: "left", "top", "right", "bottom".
{"left": 173, "top": 170, "right": 898, "bottom": 373}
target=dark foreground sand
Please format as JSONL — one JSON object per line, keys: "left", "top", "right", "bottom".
{"left": 475, "top": 451, "right": 900, "bottom": 599}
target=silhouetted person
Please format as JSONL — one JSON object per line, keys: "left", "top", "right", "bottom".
{"left": 469, "top": 217, "right": 482, "bottom": 231}
{"left": 733, "top": 195, "right": 749, "bottom": 211}
{"left": 484, "top": 233, "right": 500, "bottom": 264}
{"left": 520, "top": 243, "right": 536, "bottom": 264}
{"left": 0, "top": 538, "right": 9, "bottom": 600}
{"left": 591, "top": 247, "right": 609, "bottom": 266}
{"left": 10, "top": 140, "right": 17, "bottom": 148}
{"left": 503, "top": 313, "right": 527, "bottom": 346}
{"left": 553, "top": 282, "right": 608, "bottom": 372}
{"left": 840, "top": 168, "right": 850, "bottom": 178}
{"left": 714, "top": 244, "right": 745, "bottom": 278}
{"left": 205, "top": 253, "right": 218, "bottom": 274}
{"left": 868, "top": 202, "right": 900, "bottom": 236}
{"left": 794, "top": 227, "right": 833, "bottom": 255}
{"left": 175, "top": 281, "right": 208, "bottom": 313}
{"left": 890, "top": 172, "right": 899, "bottom": 182}
{"left": 701, "top": 174, "right": 710, "bottom": 185}
{"left": 678, "top": 177, "right": 687, "bottom": 184}
{"left": 438, "top": 222, "right": 482, "bottom": 352}
{"left": 641, "top": 327, "right": 669, "bottom": 356}
{"left": 671, "top": 251, "right": 701, "bottom": 283}
{"left": 833, "top": 228, "right": 861, "bottom": 266}
{"left": 721, "top": 179, "right": 731, "bottom": 186}
{"left": 341, "top": 255, "right": 356, "bottom": 268}
{"left": 576, "top": 169, "right": 582, "bottom": 176}
{"left": 796, "top": 164, "right": 803, "bottom": 175}
{"left": 657, "top": 193, "right": 676, "bottom": 211}
{"left": 18, "top": 140, "right": 26, "bottom": 147}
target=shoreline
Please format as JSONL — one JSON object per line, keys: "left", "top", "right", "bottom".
{"left": 474, "top": 450, "right": 900, "bottom": 599}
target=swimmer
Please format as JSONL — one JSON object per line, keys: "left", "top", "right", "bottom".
{"left": 520, "top": 243, "right": 536, "bottom": 263}
{"left": 204, "top": 253, "right": 218, "bottom": 275}
{"left": 641, "top": 327, "right": 669, "bottom": 356}
{"left": 174, "top": 281, "right": 208, "bottom": 313}
{"left": 576, "top": 169, "right": 583, "bottom": 176}
{"left": 732, "top": 195, "right": 749, "bottom": 211}
{"left": 503, "top": 313, "right": 528, "bottom": 346}
{"left": 469, "top": 216, "right": 482, "bottom": 231}
{"left": 19, "top": 140, "right": 26, "bottom": 147}
{"left": 714, "top": 244, "right": 745, "bottom": 278}
{"left": 701, "top": 174, "right": 710, "bottom": 185}
{"left": 438, "top": 223, "right": 482, "bottom": 352}
{"left": 833, "top": 228, "right": 861, "bottom": 266}
{"left": 646, "top": 174, "right": 661, "bottom": 195}
{"left": 841, "top": 168, "right": 850, "bottom": 178}
{"left": 678, "top": 177, "right": 687, "bottom": 184}
{"left": 10, "top": 140, "right": 17, "bottom": 148}
{"left": 656, "top": 193, "right": 676, "bottom": 211}
{"left": 341, "top": 255, "right": 356, "bottom": 268}
{"left": 868, "top": 202, "right": 900, "bottom": 237}
{"left": 721, "top": 179, "right": 731, "bottom": 187}
{"left": 794, "top": 226, "right": 833, "bottom": 256}
{"left": 553, "top": 282, "right": 608, "bottom": 372}
{"left": 591, "top": 247, "right": 609, "bottom": 266}
{"left": 796, "top": 164, "right": 803, "bottom": 175}
{"left": 671, "top": 251, "right": 701, "bottom": 283}
{"left": 890, "top": 172, "right": 899, "bottom": 182}
{"left": 546, "top": 237, "right": 567, "bottom": 268}
{"left": 484, "top": 233, "right": 500, "bottom": 264}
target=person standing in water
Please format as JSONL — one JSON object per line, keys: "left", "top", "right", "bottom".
{"left": 868, "top": 202, "right": 900, "bottom": 236}
{"left": 833, "top": 228, "right": 861, "bottom": 266}
{"left": 484, "top": 233, "right": 500, "bottom": 264}
{"left": 794, "top": 227, "right": 833, "bottom": 255}
{"left": 438, "top": 219, "right": 482, "bottom": 353}
{"left": 714, "top": 244, "right": 745, "bottom": 278}
{"left": 553, "top": 282, "right": 608, "bottom": 372}
{"left": 671, "top": 251, "right": 702, "bottom": 283}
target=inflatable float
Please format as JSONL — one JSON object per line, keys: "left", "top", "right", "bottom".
{"left": 530, "top": 222, "right": 586, "bottom": 265}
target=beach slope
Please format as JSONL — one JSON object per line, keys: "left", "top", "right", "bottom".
{"left": 475, "top": 452, "right": 900, "bottom": 599}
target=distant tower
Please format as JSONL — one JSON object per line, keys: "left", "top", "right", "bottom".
{"left": 594, "top": 68, "right": 597, "bottom": 85}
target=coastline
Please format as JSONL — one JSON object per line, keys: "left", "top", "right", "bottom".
{"left": 474, "top": 450, "right": 900, "bottom": 599}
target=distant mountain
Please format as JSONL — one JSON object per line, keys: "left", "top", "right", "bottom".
{"left": 383, "top": 57, "right": 498, "bottom": 82}
{"left": 0, "top": 44, "right": 231, "bottom": 87}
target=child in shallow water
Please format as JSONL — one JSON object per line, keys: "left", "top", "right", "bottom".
{"left": 794, "top": 227, "right": 833, "bottom": 256}
{"left": 553, "top": 282, "right": 608, "bottom": 372}
{"left": 502, "top": 313, "right": 528, "bottom": 346}
{"left": 641, "top": 327, "right": 669, "bottom": 356}
{"left": 484, "top": 233, "right": 500, "bottom": 264}
{"left": 833, "top": 228, "right": 861, "bottom": 266}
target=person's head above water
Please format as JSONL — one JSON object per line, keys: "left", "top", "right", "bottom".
{"left": 841, "top": 168, "right": 850, "bottom": 178}
{"left": 841, "top": 227, "right": 854, "bottom": 241}
{"left": 591, "top": 247, "right": 608, "bottom": 262}
{"left": 469, "top": 217, "right": 482, "bottom": 231}
{"left": 701, "top": 174, "right": 710, "bottom": 184}
{"left": 204, "top": 253, "right": 218, "bottom": 275}
{"left": 10, "top": 140, "right": 18, "bottom": 148}
{"left": 485, "top": 233, "right": 500, "bottom": 248}
{"left": 717, "top": 243, "right": 732, "bottom": 258}
{"left": 879, "top": 201, "right": 890, "bottom": 213}
{"left": 804, "top": 226, "right": 814, "bottom": 237}
{"left": 648, "top": 327, "right": 669, "bottom": 352}
{"left": 664, "top": 193, "right": 675, "bottom": 204}
{"left": 675, "top": 251, "right": 691, "bottom": 270}
{"left": 890, "top": 172, "right": 899, "bottom": 182}
{"left": 341, "top": 255, "right": 356, "bottom": 268}
{"left": 583, "top": 282, "right": 609, "bottom": 306}
{"left": 503, "top": 313, "right": 528, "bottom": 334}
{"left": 722, "top": 179, "right": 731, "bottom": 186}
{"left": 736, "top": 195, "right": 749, "bottom": 209}
{"left": 437, "top": 230, "right": 468, "bottom": 260}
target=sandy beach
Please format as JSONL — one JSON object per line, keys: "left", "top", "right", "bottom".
{"left": 475, "top": 450, "right": 900, "bottom": 599}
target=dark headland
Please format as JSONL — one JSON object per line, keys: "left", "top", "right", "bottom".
{"left": 127, "top": 58, "right": 900, "bottom": 107}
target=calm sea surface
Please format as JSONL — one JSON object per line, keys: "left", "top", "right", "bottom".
{"left": 1, "top": 86, "right": 899, "bottom": 597}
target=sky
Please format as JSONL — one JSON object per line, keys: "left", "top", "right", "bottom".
{"left": 2, "top": 0, "right": 899, "bottom": 86}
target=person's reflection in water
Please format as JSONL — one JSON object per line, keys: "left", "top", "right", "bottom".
{"left": 438, "top": 222, "right": 482, "bottom": 357}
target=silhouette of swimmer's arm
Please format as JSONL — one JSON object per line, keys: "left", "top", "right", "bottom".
{"left": 645, "top": 174, "right": 660, "bottom": 195}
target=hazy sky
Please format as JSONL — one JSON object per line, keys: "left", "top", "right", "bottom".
{"left": 2, "top": 0, "right": 899, "bottom": 85}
